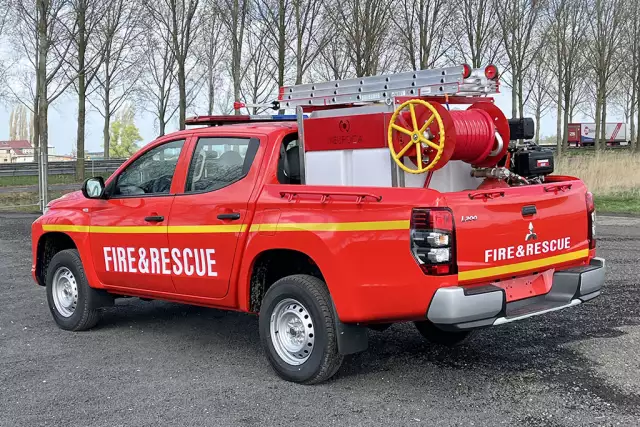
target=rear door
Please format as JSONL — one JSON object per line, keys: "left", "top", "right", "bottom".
{"left": 446, "top": 181, "right": 590, "bottom": 285}
{"left": 168, "top": 135, "right": 263, "bottom": 299}
{"left": 89, "top": 138, "right": 189, "bottom": 293}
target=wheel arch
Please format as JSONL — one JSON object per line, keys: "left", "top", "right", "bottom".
{"left": 35, "top": 232, "right": 78, "bottom": 286}
{"left": 247, "top": 248, "right": 325, "bottom": 313}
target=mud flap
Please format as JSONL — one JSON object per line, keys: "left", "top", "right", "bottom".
{"left": 333, "top": 305, "right": 368, "bottom": 355}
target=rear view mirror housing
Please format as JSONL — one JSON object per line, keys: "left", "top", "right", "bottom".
{"left": 82, "top": 177, "right": 105, "bottom": 199}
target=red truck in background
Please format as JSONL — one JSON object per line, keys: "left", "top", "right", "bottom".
{"left": 568, "top": 122, "right": 629, "bottom": 147}
{"left": 31, "top": 65, "right": 605, "bottom": 384}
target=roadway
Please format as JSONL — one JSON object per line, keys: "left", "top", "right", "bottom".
{"left": 0, "top": 213, "right": 638, "bottom": 426}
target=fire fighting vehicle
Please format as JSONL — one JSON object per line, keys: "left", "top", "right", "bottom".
{"left": 568, "top": 122, "right": 629, "bottom": 147}
{"left": 31, "top": 64, "right": 605, "bottom": 384}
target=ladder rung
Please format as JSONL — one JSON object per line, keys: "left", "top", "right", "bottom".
{"left": 282, "top": 75, "right": 463, "bottom": 101}
{"left": 281, "top": 83, "right": 462, "bottom": 108}
{"left": 282, "top": 66, "right": 464, "bottom": 96}
{"left": 278, "top": 65, "right": 499, "bottom": 109}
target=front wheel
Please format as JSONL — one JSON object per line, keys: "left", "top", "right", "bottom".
{"left": 259, "top": 274, "right": 343, "bottom": 384}
{"left": 414, "top": 320, "right": 474, "bottom": 347}
{"left": 46, "top": 249, "right": 104, "bottom": 331}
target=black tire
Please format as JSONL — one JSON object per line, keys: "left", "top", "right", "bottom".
{"left": 414, "top": 321, "right": 474, "bottom": 347}
{"left": 46, "top": 249, "right": 103, "bottom": 331}
{"left": 259, "top": 274, "right": 343, "bottom": 384}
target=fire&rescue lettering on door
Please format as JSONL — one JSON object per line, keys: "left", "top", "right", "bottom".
{"left": 103, "top": 247, "right": 217, "bottom": 277}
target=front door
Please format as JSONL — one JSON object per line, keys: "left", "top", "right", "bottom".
{"left": 168, "top": 136, "right": 263, "bottom": 299}
{"left": 90, "top": 139, "right": 188, "bottom": 294}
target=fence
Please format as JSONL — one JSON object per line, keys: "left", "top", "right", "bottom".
{"left": 0, "top": 159, "right": 126, "bottom": 177}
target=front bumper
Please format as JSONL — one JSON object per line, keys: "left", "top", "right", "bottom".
{"left": 427, "top": 258, "right": 605, "bottom": 330}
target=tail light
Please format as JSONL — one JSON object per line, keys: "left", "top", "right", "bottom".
{"left": 485, "top": 64, "right": 499, "bottom": 80}
{"left": 410, "top": 208, "right": 457, "bottom": 275}
{"left": 586, "top": 191, "right": 596, "bottom": 249}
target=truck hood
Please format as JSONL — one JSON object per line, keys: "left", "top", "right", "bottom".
{"left": 47, "top": 190, "right": 85, "bottom": 209}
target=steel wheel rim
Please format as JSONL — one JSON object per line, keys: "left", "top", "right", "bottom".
{"left": 270, "top": 298, "right": 315, "bottom": 366}
{"left": 52, "top": 267, "right": 78, "bottom": 318}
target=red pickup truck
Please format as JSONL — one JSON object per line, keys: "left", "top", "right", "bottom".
{"left": 31, "top": 117, "right": 604, "bottom": 384}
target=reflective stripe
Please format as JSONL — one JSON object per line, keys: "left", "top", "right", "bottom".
{"left": 270, "top": 220, "right": 410, "bottom": 232}
{"left": 42, "top": 225, "right": 90, "bottom": 233}
{"left": 458, "top": 249, "right": 590, "bottom": 282}
{"left": 91, "top": 226, "right": 168, "bottom": 234}
{"left": 167, "top": 225, "right": 247, "bottom": 234}
{"left": 42, "top": 221, "right": 408, "bottom": 234}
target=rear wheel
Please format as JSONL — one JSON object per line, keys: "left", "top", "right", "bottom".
{"left": 414, "top": 320, "right": 474, "bottom": 347}
{"left": 46, "top": 249, "right": 104, "bottom": 331}
{"left": 259, "top": 274, "right": 343, "bottom": 384}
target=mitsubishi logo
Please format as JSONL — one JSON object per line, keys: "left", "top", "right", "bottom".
{"left": 525, "top": 222, "right": 538, "bottom": 241}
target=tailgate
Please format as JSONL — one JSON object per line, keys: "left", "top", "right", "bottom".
{"left": 446, "top": 180, "right": 590, "bottom": 285}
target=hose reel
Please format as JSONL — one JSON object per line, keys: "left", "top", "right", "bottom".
{"left": 387, "top": 99, "right": 510, "bottom": 174}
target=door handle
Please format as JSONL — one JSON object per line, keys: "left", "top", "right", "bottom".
{"left": 217, "top": 212, "right": 241, "bottom": 221}
{"left": 144, "top": 215, "right": 165, "bottom": 222}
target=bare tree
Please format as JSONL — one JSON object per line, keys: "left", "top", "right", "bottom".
{"left": 524, "top": 54, "right": 554, "bottom": 144}
{"left": 11, "top": 0, "right": 76, "bottom": 176}
{"left": 219, "top": 0, "right": 250, "bottom": 113}
{"left": 67, "top": 0, "right": 107, "bottom": 178}
{"left": 547, "top": 0, "right": 588, "bottom": 154}
{"left": 198, "top": 0, "right": 227, "bottom": 115}
{"left": 90, "top": 0, "right": 142, "bottom": 160}
{"left": 144, "top": 0, "right": 200, "bottom": 129}
{"left": 0, "top": 0, "right": 9, "bottom": 100}
{"left": 291, "top": 0, "right": 327, "bottom": 84}
{"left": 626, "top": 0, "right": 640, "bottom": 150}
{"left": 588, "top": 0, "right": 626, "bottom": 150}
{"left": 390, "top": 0, "right": 452, "bottom": 70}
{"left": 314, "top": 20, "right": 352, "bottom": 81}
{"left": 330, "top": 0, "right": 391, "bottom": 76}
{"left": 453, "top": 0, "right": 501, "bottom": 68}
{"left": 494, "top": 0, "right": 544, "bottom": 119}
{"left": 139, "top": 27, "right": 178, "bottom": 137}
{"left": 254, "top": 0, "right": 291, "bottom": 89}
{"left": 241, "top": 26, "right": 278, "bottom": 113}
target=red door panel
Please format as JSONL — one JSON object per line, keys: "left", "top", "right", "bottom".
{"left": 90, "top": 197, "right": 175, "bottom": 293}
{"left": 89, "top": 137, "right": 190, "bottom": 294}
{"left": 168, "top": 136, "right": 264, "bottom": 299}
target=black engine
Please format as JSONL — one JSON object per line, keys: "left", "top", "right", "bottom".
{"left": 510, "top": 142, "right": 554, "bottom": 180}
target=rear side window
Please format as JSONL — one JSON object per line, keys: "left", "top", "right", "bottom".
{"left": 185, "top": 137, "right": 259, "bottom": 193}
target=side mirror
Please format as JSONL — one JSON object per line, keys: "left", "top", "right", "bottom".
{"left": 82, "top": 177, "right": 105, "bottom": 199}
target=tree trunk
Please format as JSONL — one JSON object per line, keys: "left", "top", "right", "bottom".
{"left": 37, "top": 0, "right": 48, "bottom": 205}
{"left": 535, "top": 105, "right": 541, "bottom": 145}
{"left": 556, "top": 85, "right": 563, "bottom": 155}
{"left": 278, "top": 0, "right": 285, "bottom": 87}
{"left": 601, "top": 96, "right": 607, "bottom": 148}
{"left": 511, "top": 79, "right": 517, "bottom": 119}
{"left": 518, "top": 74, "right": 524, "bottom": 119}
{"left": 630, "top": 81, "right": 636, "bottom": 150}
{"left": 103, "top": 76, "right": 111, "bottom": 159}
{"left": 562, "top": 81, "right": 571, "bottom": 149}
{"left": 76, "top": 4, "right": 86, "bottom": 180}
{"left": 207, "top": 67, "right": 215, "bottom": 115}
{"left": 178, "top": 61, "right": 186, "bottom": 130}
{"left": 594, "top": 86, "right": 602, "bottom": 151}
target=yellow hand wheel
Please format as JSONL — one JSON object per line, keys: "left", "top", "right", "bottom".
{"left": 387, "top": 99, "right": 446, "bottom": 174}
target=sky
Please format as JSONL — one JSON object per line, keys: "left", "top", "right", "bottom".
{"left": 0, "top": 87, "right": 625, "bottom": 155}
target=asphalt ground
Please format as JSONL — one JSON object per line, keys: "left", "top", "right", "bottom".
{"left": 0, "top": 213, "right": 638, "bottom": 427}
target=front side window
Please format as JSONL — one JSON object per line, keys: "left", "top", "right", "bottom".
{"left": 185, "top": 137, "right": 258, "bottom": 193}
{"left": 112, "top": 139, "right": 185, "bottom": 196}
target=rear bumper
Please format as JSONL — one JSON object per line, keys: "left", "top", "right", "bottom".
{"left": 428, "top": 258, "right": 605, "bottom": 330}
